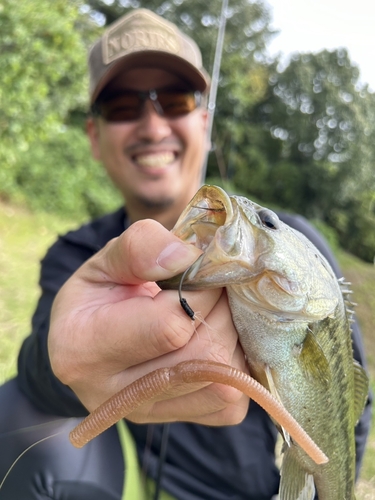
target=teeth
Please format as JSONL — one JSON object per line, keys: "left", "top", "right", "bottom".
{"left": 135, "top": 152, "right": 175, "bottom": 168}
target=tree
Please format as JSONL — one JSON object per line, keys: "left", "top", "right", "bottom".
{"left": 3, "top": 1, "right": 374, "bottom": 260}
{"left": 0, "top": 0, "right": 121, "bottom": 216}
{"left": 237, "top": 49, "right": 375, "bottom": 261}
{"left": 0, "top": 0, "right": 89, "bottom": 166}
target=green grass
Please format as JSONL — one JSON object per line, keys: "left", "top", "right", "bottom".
{"left": 0, "top": 202, "right": 81, "bottom": 382}
{"left": 0, "top": 201, "right": 374, "bottom": 497}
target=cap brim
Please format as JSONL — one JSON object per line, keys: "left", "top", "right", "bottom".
{"left": 91, "top": 51, "right": 210, "bottom": 104}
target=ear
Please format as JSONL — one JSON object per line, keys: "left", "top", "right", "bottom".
{"left": 200, "top": 108, "right": 208, "bottom": 129}
{"left": 200, "top": 109, "right": 211, "bottom": 152}
{"left": 86, "top": 117, "right": 101, "bottom": 161}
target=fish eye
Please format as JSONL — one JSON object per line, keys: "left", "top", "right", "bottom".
{"left": 257, "top": 209, "right": 280, "bottom": 230}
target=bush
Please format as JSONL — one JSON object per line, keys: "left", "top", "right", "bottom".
{"left": 11, "top": 127, "right": 122, "bottom": 219}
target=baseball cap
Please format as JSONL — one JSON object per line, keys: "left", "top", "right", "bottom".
{"left": 88, "top": 8, "right": 210, "bottom": 104}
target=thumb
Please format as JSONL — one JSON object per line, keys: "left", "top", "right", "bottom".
{"left": 87, "top": 219, "right": 202, "bottom": 285}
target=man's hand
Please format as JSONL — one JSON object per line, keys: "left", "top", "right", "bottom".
{"left": 48, "top": 219, "right": 249, "bottom": 426}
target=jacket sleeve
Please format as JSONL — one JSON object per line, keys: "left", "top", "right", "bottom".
{"left": 17, "top": 208, "right": 127, "bottom": 417}
{"left": 278, "top": 212, "right": 372, "bottom": 479}
{"left": 17, "top": 237, "right": 93, "bottom": 417}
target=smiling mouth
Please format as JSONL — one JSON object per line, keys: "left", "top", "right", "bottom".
{"left": 133, "top": 152, "right": 176, "bottom": 169}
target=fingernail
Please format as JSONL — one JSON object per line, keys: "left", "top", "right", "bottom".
{"left": 156, "top": 242, "right": 201, "bottom": 273}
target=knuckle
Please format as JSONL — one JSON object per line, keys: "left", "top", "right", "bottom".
{"left": 120, "top": 221, "right": 152, "bottom": 277}
{"left": 50, "top": 351, "right": 77, "bottom": 386}
{"left": 49, "top": 315, "right": 90, "bottom": 387}
{"left": 152, "top": 309, "right": 193, "bottom": 353}
{"left": 119, "top": 219, "right": 177, "bottom": 282}
{"left": 209, "top": 385, "right": 249, "bottom": 422}
{"left": 217, "top": 384, "right": 244, "bottom": 406}
{"left": 210, "top": 391, "right": 249, "bottom": 425}
{"left": 51, "top": 343, "right": 86, "bottom": 386}
{"left": 220, "top": 403, "right": 249, "bottom": 425}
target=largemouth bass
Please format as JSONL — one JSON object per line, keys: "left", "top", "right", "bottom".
{"left": 159, "top": 185, "right": 369, "bottom": 500}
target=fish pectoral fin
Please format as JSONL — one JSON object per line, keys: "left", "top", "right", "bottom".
{"left": 298, "top": 330, "right": 331, "bottom": 388}
{"left": 353, "top": 360, "right": 369, "bottom": 424}
{"left": 264, "top": 365, "right": 290, "bottom": 446}
{"left": 280, "top": 448, "right": 315, "bottom": 500}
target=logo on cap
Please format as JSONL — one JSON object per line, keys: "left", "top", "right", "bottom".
{"left": 103, "top": 11, "right": 181, "bottom": 65}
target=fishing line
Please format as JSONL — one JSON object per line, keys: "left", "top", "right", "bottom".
{"left": 0, "top": 431, "right": 64, "bottom": 491}
{"left": 179, "top": 265, "right": 195, "bottom": 320}
{"left": 0, "top": 418, "right": 70, "bottom": 438}
{"left": 150, "top": 264, "right": 193, "bottom": 500}
{"left": 152, "top": 423, "right": 170, "bottom": 500}
{"left": 142, "top": 424, "right": 154, "bottom": 483}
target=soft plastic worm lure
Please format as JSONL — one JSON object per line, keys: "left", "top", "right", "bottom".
{"left": 69, "top": 359, "right": 328, "bottom": 465}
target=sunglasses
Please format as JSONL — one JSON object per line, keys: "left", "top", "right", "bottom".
{"left": 91, "top": 89, "right": 203, "bottom": 122}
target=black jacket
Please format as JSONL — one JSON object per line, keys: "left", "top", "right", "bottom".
{"left": 17, "top": 207, "right": 372, "bottom": 500}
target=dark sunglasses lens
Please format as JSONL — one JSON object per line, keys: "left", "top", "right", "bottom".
{"left": 100, "top": 94, "right": 143, "bottom": 122}
{"left": 157, "top": 92, "right": 198, "bottom": 117}
{"left": 97, "top": 92, "right": 199, "bottom": 122}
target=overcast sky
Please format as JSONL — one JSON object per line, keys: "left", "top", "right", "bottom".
{"left": 265, "top": 0, "right": 375, "bottom": 90}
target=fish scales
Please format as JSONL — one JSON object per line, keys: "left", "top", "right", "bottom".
{"left": 231, "top": 289, "right": 355, "bottom": 498}
{"left": 160, "top": 185, "right": 369, "bottom": 500}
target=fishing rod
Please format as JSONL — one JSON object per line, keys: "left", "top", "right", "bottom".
{"left": 201, "top": 0, "right": 229, "bottom": 184}
{"left": 154, "top": 4, "right": 229, "bottom": 498}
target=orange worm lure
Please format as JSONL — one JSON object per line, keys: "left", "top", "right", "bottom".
{"left": 69, "top": 359, "right": 328, "bottom": 465}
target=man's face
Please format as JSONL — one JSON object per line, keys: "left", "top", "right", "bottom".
{"left": 87, "top": 68, "right": 208, "bottom": 220}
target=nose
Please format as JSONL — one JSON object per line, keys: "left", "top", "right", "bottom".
{"left": 135, "top": 100, "right": 173, "bottom": 142}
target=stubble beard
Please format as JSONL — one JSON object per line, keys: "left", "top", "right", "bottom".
{"left": 135, "top": 193, "right": 175, "bottom": 212}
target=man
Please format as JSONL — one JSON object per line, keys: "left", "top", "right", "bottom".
{"left": 0, "top": 8, "right": 371, "bottom": 500}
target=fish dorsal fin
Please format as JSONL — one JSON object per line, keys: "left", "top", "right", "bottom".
{"left": 353, "top": 360, "right": 369, "bottom": 424}
{"left": 338, "top": 278, "right": 369, "bottom": 424}
{"left": 298, "top": 330, "right": 331, "bottom": 388}
{"left": 280, "top": 448, "right": 315, "bottom": 500}
{"left": 338, "top": 277, "right": 357, "bottom": 323}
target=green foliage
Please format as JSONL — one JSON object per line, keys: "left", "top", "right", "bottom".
{"left": 1, "top": 0, "right": 374, "bottom": 261}
{"left": 310, "top": 219, "right": 340, "bottom": 253}
{"left": 0, "top": 0, "right": 89, "bottom": 139}
{"left": 0, "top": 0, "right": 109, "bottom": 214}
{"left": 234, "top": 49, "right": 375, "bottom": 262}
{"left": 13, "top": 127, "right": 122, "bottom": 217}
{"left": 86, "top": 0, "right": 275, "bottom": 69}
{"left": 333, "top": 194, "right": 375, "bottom": 263}
{"left": 0, "top": 203, "right": 77, "bottom": 382}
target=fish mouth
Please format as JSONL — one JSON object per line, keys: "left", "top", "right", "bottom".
{"left": 158, "top": 185, "right": 261, "bottom": 290}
